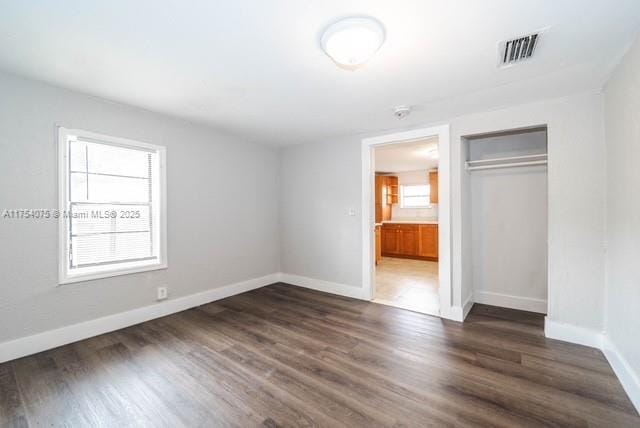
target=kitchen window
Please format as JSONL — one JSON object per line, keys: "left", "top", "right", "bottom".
{"left": 58, "top": 128, "right": 167, "bottom": 284}
{"left": 400, "top": 184, "right": 430, "bottom": 208}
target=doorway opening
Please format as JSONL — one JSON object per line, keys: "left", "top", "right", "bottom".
{"left": 362, "top": 125, "right": 452, "bottom": 319}
{"left": 372, "top": 139, "right": 440, "bottom": 315}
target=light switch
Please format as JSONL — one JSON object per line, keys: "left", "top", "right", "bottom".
{"left": 348, "top": 208, "right": 356, "bottom": 216}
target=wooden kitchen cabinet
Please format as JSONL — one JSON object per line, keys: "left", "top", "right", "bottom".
{"left": 429, "top": 170, "right": 439, "bottom": 204}
{"left": 418, "top": 224, "right": 439, "bottom": 259}
{"left": 381, "top": 200, "right": 391, "bottom": 223}
{"left": 375, "top": 175, "right": 383, "bottom": 223}
{"left": 375, "top": 225, "right": 382, "bottom": 265}
{"left": 399, "top": 227, "right": 419, "bottom": 256}
{"left": 381, "top": 223, "right": 438, "bottom": 261}
{"left": 387, "top": 176, "right": 399, "bottom": 205}
{"left": 375, "top": 175, "right": 398, "bottom": 223}
{"left": 381, "top": 227, "right": 400, "bottom": 254}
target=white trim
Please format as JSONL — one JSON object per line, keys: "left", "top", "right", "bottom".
{"left": 0, "top": 273, "right": 279, "bottom": 363}
{"left": 445, "top": 294, "right": 473, "bottom": 322}
{"left": 361, "top": 142, "right": 375, "bottom": 300}
{"left": 64, "top": 127, "right": 166, "bottom": 152}
{"left": 544, "top": 317, "right": 604, "bottom": 349}
{"left": 58, "top": 127, "right": 67, "bottom": 284}
{"left": 361, "top": 125, "right": 454, "bottom": 319}
{"left": 474, "top": 291, "right": 547, "bottom": 314}
{"left": 466, "top": 159, "right": 547, "bottom": 171}
{"left": 57, "top": 127, "right": 168, "bottom": 285}
{"left": 466, "top": 153, "right": 548, "bottom": 166}
{"left": 603, "top": 337, "right": 640, "bottom": 412}
{"left": 462, "top": 293, "right": 475, "bottom": 320}
{"left": 279, "top": 273, "right": 367, "bottom": 300}
{"left": 446, "top": 306, "right": 464, "bottom": 322}
{"left": 544, "top": 320, "right": 640, "bottom": 413}
{"left": 59, "top": 261, "right": 169, "bottom": 285}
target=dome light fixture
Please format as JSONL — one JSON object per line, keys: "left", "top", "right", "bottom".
{"left": 321, "top": 17, "right": 385, "bottom": 69}
{"left": 416, "top": 146, "right": 439, "bottom": 160}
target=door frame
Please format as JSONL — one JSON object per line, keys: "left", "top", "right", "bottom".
{"left": 361, "top": 124, "right": 455, "bottom": 320}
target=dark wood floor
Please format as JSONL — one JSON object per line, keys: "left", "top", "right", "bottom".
{"left": 1, "top": 283, "right": 638, "bottom": 427}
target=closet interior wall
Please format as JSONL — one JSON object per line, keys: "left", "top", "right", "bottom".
{"left": 465, "top": 128, "right": 549, "bottom": 313}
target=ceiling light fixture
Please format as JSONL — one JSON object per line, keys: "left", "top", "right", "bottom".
{"left": 416, "top": 147, "right": 439, "bottom": 159}
{"left": 321, "top": 17, "right": 385, "bottom": 69}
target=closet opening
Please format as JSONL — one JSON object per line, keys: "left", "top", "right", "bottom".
{"left": 463, "top": 125, "right": 548, "bottom": 314}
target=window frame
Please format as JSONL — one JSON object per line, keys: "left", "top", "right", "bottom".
{"left": 400, "top": 184, "right": 431, "bottom": 208}
{"left": 58, "top": 127, "right": 167, "bottom": 285}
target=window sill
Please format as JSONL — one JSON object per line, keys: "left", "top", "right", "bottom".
{"left": 58, "top": 262, "right": 168, "bottom": 285}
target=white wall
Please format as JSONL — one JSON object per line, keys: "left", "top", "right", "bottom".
{"left": 452, "top": 92, "right": 606, "bottom": 331}
{"left": 279, "top": 137, "right": 362, "bottom": 289}
{"left": 391, "top": 170, "right": 438, "bottom": 220}
{"left": 280, "top": 91, "right": 606, "bottom": 331}
{"left": 603, "top": 34, "right": 640, "bottom": 407}
{"left": 0, "top": 71, "right": 280, "bottom": 344}
{"left": 468, "top": 133, "right": 548, "bottom": 313}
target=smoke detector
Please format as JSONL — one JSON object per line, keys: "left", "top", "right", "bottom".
{"left": 393, "top": 105, "right": 411, "bottom": 119}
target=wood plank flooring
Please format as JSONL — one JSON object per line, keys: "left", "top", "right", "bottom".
{"left": 1, "top": 283, "right": 638, "bottom": 427}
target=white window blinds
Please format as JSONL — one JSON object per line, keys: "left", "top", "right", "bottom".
{"left": 400, "top": 184, "right": 430, "bottom": 208}
{"left": 59, "top": 128, "right": 166, "bottom": 284}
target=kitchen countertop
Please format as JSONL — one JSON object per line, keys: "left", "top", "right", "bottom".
{"left": 382, "top": 219, "right": 438, "bottom": 225}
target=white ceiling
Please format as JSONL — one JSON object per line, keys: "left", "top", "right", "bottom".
{"left": 1, "top": 1, "right": 639, "bottom": 145}
{"left": 375, "top": 138, "right": 439, "bottom": 173}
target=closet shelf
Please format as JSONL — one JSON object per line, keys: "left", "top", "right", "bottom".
{"left": 465, "top": 153, "right": 547, "bottom": 171}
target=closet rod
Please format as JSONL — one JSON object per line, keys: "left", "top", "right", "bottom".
{"left": 466, "top": 160, "right": 547, "bottom": 171}
{"left": 466, "top": 153, "right": 547, "bottom": 166}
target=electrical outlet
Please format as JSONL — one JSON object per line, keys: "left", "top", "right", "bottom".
{"left": 156, "top": 286, "right": 168, "bottom": 301}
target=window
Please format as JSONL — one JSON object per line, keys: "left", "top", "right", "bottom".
{"left": 400, "top": 184, "right": 430, "bottom": 208}
{"left": 58, "top": 128, "right": 166, "bottom": 284}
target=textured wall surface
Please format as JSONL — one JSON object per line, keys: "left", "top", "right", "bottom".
{"left": 604, "top": 34, "right": 640, "bottom": 382}
{"left": 0, "top": 72, "right": 280, "bottom": 343}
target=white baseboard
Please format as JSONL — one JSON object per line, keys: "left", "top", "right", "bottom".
{"left": 279, "top": 274, "right": 465, "bottom": 322}
{"left": 474, "top": 291, "right": 547, "bottom": 314}
{"left": 444, "top": 294, "right": 473, "bottom": 322}
{"left": 279, "top": 273, "right": 367, "bottom": 300}
{"left": 0, "top": 273, "right": 279, "bottom": 363}
{"left": 544, "top": 317, "right": 604, "bottom": 349}
{"left": 603, "top": 337, "right": 640, "bottom": 413}
{"left": 462, "top": 293, "right": 475, "bottom": 320}
{"left": 545, "top": 320, "right": 639, "bottom": 413}
{"left": 445, "top": 306, "right": 464, "bottom": 322}
{"left": 279, "top": 273, "right": 464, "bottom": 323}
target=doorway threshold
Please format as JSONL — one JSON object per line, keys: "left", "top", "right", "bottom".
{"left": 372, "top": 298, "right": 440, "bottom": 317}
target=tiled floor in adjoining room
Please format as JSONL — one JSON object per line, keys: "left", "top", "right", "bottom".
{"left": 373, "top": 257, "right": 439, "bottom": 316}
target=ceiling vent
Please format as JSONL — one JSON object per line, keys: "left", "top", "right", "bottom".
{"left": 499, "top": 32, "right": 541, "bottom": 67}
